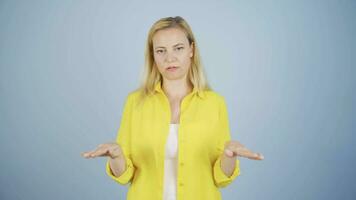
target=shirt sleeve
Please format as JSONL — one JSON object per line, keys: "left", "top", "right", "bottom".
{"left": 213, "top": 96, "right": 241, "bottom": 188}
{"left": 105, "top": 94, "right": 136, "bottom": 185}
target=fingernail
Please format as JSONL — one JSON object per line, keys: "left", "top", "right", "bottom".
{"left": 225, "top": 149, "right": 233, "bottom": 157}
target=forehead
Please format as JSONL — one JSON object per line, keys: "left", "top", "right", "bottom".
{"left": 152, "top": 28, "right": 189, "bottom": 47}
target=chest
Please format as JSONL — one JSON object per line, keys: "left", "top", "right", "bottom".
{"left": 169, "top": 98, "right": 182, "bottom": 124}
{"left": 130, "top": 97, "right": 221, "bottom": 163}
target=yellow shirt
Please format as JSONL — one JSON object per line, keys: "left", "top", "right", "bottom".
{"left": 105, "top": 81, "right": 241, "bottom": 200}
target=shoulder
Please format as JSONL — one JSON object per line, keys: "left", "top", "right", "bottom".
{"left": 126, "top": 89, "right": 141, "bottom": 101}
{"left": 202, "top": 90, "right": 226, "bottom": 104}
{"left": 120, "top": 89, "right": 141, "bottom": 108}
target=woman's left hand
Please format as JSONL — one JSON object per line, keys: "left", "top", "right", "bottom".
{"left": 224, "top": 140, "right": 264, "bottom": 160}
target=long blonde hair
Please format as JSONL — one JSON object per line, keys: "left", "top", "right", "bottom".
{"left": 136, "top": 16, "right": 212, "bottom": 103}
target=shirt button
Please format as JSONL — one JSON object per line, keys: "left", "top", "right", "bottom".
{"left": 180, "top": 162, "right": 184, "bottom": 166}
{"left": 179, "top": 182, "right": 184, "bottom": 187}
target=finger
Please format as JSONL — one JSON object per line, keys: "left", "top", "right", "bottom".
{"left": 90, "top": 147, "right": 109, "bottom": 158}
{"left": 85, "top": 145, "right": 107, "bottom": 158}
{"left": 245, "top": 152, "right": 264, "bottom": 160}
{"left": 82, "top": 143, "right": 111, "bottom": 158}
{"left": 238, "top": 148, "right": 264, "bottom": 160}
{"left": 81, "top": 151, "right": 94, "bottom": 158}
{"left": 82, "top": 149, "right": 101, "bottom": 158}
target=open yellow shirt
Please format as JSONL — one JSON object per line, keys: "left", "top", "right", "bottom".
{"left": 106, "top": 81, "right": 241, "bottom": 200}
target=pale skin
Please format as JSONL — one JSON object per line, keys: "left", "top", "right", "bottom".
{"left": 81, "top": 27, "right": 264, "bottom": 178}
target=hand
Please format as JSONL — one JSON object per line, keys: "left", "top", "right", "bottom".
{"left": 81, "top": 142, "right": 124, "bottom": 159}
{"left": 224, "top": 140, "right": 264, "bottom": 160}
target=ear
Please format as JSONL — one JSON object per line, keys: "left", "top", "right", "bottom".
{"left": 190, "top": 42, "right": 194, "bottom": 58}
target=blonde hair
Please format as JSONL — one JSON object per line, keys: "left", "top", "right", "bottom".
{"left": 136, "top": 16, "right": 212, "bottom": 103}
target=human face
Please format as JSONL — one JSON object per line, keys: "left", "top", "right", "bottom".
{"left": 152, "top": 28, "right": 194, "bottom": 81}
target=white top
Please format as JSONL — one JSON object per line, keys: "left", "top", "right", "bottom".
{"left": 163, "top": 123, "right": 179, "bottom": 200}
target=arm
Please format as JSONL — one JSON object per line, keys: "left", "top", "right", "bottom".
{"left": 105, "top": 94, "right": 136, "bottom": 185}
{"left": 107, "top": 154, "right": 126, "bottom": 177}
{"left": 212, "top": 96, "right": 241, "bottom": 188}
{"left": 220, "top": 152, "right": 238, "bottom": 177}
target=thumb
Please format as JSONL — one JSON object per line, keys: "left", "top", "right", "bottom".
{"left": 224, "top": 149, "right": 234, "bottom": 157}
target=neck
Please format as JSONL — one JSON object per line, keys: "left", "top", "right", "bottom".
{"left": 162, "top": 77, "right": 193, "bottom": 99}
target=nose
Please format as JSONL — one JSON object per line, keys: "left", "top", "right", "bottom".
{"left": 165, "top": 51, "right": 177, "bottom": 62}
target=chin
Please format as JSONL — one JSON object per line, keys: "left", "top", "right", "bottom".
{"left": 163, "top": 73, "right": 186, "bottom": 80}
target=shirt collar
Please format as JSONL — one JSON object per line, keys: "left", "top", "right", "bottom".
{"left": 154, "top": 81, "right": 206, "bottom": 99}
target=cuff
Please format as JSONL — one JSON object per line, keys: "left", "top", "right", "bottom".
{"left": 105, "top": 155, "right": 135, "bottom": 185}
{"left": 213, "top": 156, "right": 241, "bottom": 188}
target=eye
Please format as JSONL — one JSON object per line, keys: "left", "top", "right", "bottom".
{"left": 156, "top": 49, "right": 165, "bottom": 54}
{"left": 176, "top": 47, "right": 184, "bottom": 51}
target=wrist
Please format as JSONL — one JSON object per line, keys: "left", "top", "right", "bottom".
{"left": 110, "top": 153, "right": 124, "bottom": 160}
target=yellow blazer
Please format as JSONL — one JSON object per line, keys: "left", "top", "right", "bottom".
{"left": 106, "top": 81, "right": 240, "bottom": 200}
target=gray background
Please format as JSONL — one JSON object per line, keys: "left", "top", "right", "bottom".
{"left": 1, "top": 0, "right": 355, "bottom": 199}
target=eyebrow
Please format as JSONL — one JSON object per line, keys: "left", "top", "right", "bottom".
{"left": 154, "top": 43, "right": 184, "bottom": 49}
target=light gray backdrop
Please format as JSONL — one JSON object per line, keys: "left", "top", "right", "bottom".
{"left": 1, "top": 0, "right": 355, "bottom": 199}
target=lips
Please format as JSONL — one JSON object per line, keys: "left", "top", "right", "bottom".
{"left": 166, "top": 66, "right": 178, "bottom": 70}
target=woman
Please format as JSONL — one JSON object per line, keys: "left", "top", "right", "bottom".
{"left": 81, "top": 16, "right": 264, "bottom": 200}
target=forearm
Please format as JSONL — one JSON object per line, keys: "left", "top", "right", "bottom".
{"left": 109, "top": 155, "right": 127, "bottom": 177}
{"left": 220, "top": 154, "right": 237, "bottom": 177}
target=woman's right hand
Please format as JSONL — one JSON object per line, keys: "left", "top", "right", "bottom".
{"left": 81, "top": 142, "right": 124, "bottom": 159}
